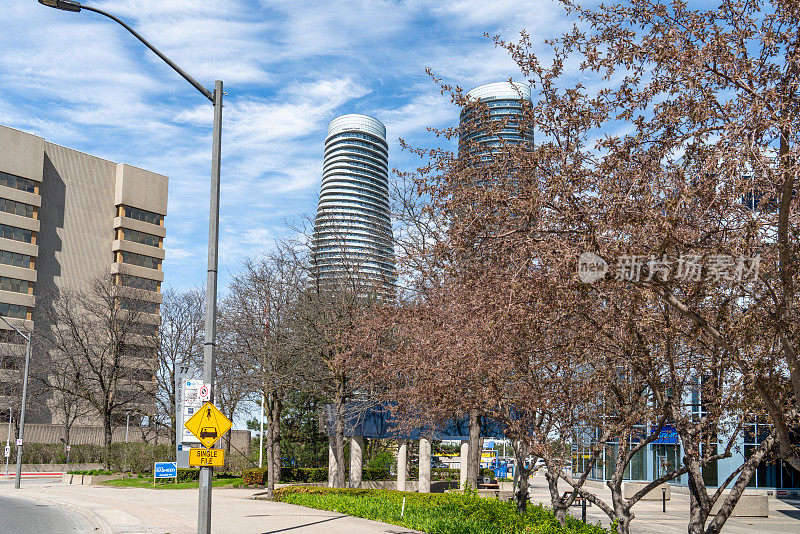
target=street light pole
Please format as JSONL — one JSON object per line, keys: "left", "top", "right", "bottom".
{"left": 37, "top": 2, "right": 222, "bottom": 532}
{"left": 199, "top": 78, "right": 223, "bottom": 534}
{"left": 0, "top": 314, "right": 32, "bottom": 490}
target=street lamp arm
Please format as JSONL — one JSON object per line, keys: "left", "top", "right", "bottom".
{"left": 0, "top": 314, "right": 29, "bottom": 342}
{"left": 70, "top": 3, "right": 214, "bottom": 102}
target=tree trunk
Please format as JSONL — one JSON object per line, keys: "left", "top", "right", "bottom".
{"left": 265, "top": 393, "right": 275, "bottom": 499}
{"left": 512, "top": 440, "right": 531, "bottom": 513}
{"left": 169, "top": 394, "right": 177, "bottom": 448}
{"left": 466, "top": 409, "right": 481, "bottom": 489}
{"left": 333, "top": 387, "right": 347, "bottom": 488}
{"left": 103, "top": 411, "right": 113, "bottom": 469}
{"left": 63, "top": 421, "right": 71, "bottom": 452}
{"left": 272, "top": 397, "right": 282, "bottom": 484}
{"left": 545, "top": 468, "right": 568, "bottom": 525}
{"left": 609, "top": 442, "right": 634, "bottom": 534}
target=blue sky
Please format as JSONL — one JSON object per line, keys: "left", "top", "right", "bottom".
{"left": 1, "top": 0, "right": 573, "bottom": 291}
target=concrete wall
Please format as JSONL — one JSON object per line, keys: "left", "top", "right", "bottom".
{"left": 114, "top": 164, "right": 168, "bottom": 216}
{"left": 38, "top": 142, "right": 117, "bottom": 294}
{"left": 0, "top": 126, "right": 44, "bottom": 182}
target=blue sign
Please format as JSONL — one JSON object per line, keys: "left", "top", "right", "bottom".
{"left": 154, "top": 461, "right": 177, "bottom": 478}
{"left": 653, "top": 425, "right": 679, "bottom": 445}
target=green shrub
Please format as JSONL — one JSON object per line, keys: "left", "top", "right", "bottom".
{"left": 366, "top": 450, "right": 394, "bottom": 472}
{"left": 66, "top": 469, "right": 113, "bottom": 475}
{"left": 243, "top": 468, "right": 267, "bottom": 485}
{"left": 177, "top": 468, "right": 200, "bottom": 482}
{"left": 274, "top": 487, "right": 610, "bottom": 534}
{"left": 362, "top": 466, "right": 389, "bottom": 481}
{"left": 431, "top": 468, "right": 455, "bottom": 481}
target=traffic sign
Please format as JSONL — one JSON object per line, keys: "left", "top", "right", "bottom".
{"left": 66, "top": 445, "right": 71, "bottom": 452}
{"left": 181, "top": 378, "right": 204, "bottom": 444}
{"left": 189, "top": 448, "right": 225, "bottom": 467}
{"left": 4, "top": 445, "right": 9, "bottom": 458}
{"left": 184, "top": 402, "right": 232, "bottom": 449}
{"left": 199, "top": 383, "right": 210, "bottom": 401}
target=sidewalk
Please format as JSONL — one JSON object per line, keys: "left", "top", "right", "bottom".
{"left": 525, "top": 472, "right": 800, "bottom": 534}
{"left": 3, "top": 477, "right": 798, "bottom": 533}
{"left": 0, "top": 482, "right": 420, "bottom": 534}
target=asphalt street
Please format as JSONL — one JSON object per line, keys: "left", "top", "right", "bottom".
{"left": 0, "top": 489, "right": 92, "bottom": 533}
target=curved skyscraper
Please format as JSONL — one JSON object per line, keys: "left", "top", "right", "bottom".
{"left": 459, "top": 81, "right": 532, "bottom": 157}
{"left": 312, "top": 114, "right": 396, "bottom": 298}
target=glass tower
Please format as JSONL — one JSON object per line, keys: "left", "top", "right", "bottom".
{"left": 312, "top": 114, "right": 396, "bottom": 298}
{"left": 459, "top": 81, "right": 532, "bottom": 158}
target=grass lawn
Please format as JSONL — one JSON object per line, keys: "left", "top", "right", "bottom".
{"left": 274, "top": 487, "right": 610, "bottom": 534}
{"left": 100, "top": 477, "right": 242, "bottom": 489}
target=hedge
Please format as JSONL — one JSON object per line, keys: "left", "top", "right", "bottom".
{"left": 9, "top": 443, "right": 248, "bottom": 475}
{"left": 274, "top": 487, "right": 611, "bottom": 534}
{"left": 241, "top": 466, "right": 494, "bottom": 486}
{"left": 242, "top": 465, "right": 391, "bottom": 486}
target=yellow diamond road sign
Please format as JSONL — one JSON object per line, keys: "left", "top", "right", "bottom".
{"left": 184, "top": 402, "right": 232, "bottom": 449}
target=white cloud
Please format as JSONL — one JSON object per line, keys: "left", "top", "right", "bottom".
{"left": 3, "top": 0, "right": 573, "bottom": 290}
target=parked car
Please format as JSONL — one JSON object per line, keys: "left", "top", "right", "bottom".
{"left": 431, "top": 456, "right": 448, "bottom": 469}
{"left": 534, "top": 458, "right": 546, "bottom": 469}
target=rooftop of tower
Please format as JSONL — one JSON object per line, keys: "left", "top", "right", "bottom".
{"left": 327, "top": 114, "right": 386, "bottom": 140}
{"left": 466, "top": 81, "right": 531, "bottom": 102}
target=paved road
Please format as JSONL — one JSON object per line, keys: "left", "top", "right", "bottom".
{"left": 0, "top": 483, "right": 420, "bottom": 534}
{"left": 0, "top": 494, "right": 92, "bottom": 533}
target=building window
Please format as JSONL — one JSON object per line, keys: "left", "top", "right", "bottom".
{"left": 122, "top": 206, "right": 163, "bottom": 225}
{"left": 0, "top": 276, "right": 30, "bottom": 294}
{"left": 119, "top": 297, "right": 159, "bottom": 314}
{"left": 120, "top": 228, "right": 161, "bottom": 247}
{"left": 0, "top": 251, "right": 31, "bottom": 269}
{"left": 0, "top": 198, "right": 34, "bottom": 218}
{"left": 117, "top": 274, "right": 159, "bottom": 292}
{"left": 0, "top": 354, "right": 22, "bottom": 370}
{"left": 0, "top": 172, "right": 36, "bottom": 194}
{"left": 0, "top": 302, "right": 28, "bottom": 319}
{"left": 0, "top": 329, "right": 25, "bottom": 344}
{"left": 0, "top": 224, "right": 32, "bottom": 243}
{"left": 120, "top": 251, "right": 161, "bottom": 270}
{"left": 128, "top": 322, "right": 158, "bottom": 336}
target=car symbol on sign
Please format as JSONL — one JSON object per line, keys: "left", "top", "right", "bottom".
{"left": 200, "top": 427, "right": 217, "bottom": 439}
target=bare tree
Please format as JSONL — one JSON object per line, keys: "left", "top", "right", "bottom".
{"left": 38, "top": 272, "right": 158, "bottom": 465}
{"left": 155, "top": 287, "right": 204, "bottom": 446}
{"left": 224, "top": 247, "right": 305, "bottom": 497}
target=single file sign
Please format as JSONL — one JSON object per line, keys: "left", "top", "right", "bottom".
{"left": 189, "top": 448, "right": 225, "bottom": 467}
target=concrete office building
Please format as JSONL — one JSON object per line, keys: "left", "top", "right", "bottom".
{"left": 311, "top": 114, "right": 396, "bottom": 299}
{"left": 0, "top": 124, "right": 167, "bottom": 425}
